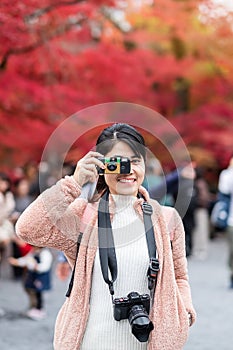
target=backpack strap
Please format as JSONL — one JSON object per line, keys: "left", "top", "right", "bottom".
{"left": 65, "top": 202, "right": 93, "bottom": 297}
{"left": 66, "top": 232, "right": 83, "bottom": 297}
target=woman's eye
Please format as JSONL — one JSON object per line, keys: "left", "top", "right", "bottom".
{"left": 131, "top": 159, "right": 141, "bottom": 164}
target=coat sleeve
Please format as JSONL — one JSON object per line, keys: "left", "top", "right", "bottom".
{"left": 16, "top": 176, "right": 87, "bottom": 261}
{"left": 166, "top": 207, "right": 196, "bottom": 325}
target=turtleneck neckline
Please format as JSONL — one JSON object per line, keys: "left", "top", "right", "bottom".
{"left": 110, "top": 194, "right": 137, "bottom": 209}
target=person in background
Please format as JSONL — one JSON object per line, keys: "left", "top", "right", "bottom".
{"left": 218, "top": 155, "right": 233, "bottom": 288}
{"left": 147, "top": 161, "right": 196, "bottom": 207}
{"left": 8, "top": 246, "right": 53, "bottom": 320}
{"left": 23, "top": 161, "right": 41, "bottom": 199}
{"left": 15, "top": 123, "right": 196, "bottom": 350}
{"left": 0, "top": 172, "right": 15, "bottom": 263}
{"left": 169, "top": 162, "right": 197, "bottom": 257}
{"left": 10, "top": 177, "right": 34, "bottom": 278}
{"left": 192, "top": 167, "right": 211, "bottom": 260}
{"left": 144, "top": 158, "right": 163, "bottom": 189}
{"left": 144, "top": 158, "right": 174, "bottom": 206}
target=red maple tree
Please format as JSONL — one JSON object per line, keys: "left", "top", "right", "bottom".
{"left": 0, "top": 0, "right": 233, "bottom": 170}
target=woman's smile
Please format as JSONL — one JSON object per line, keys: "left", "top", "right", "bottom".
{"left": 117, "top": 176, "right": 136, "bottom": 183}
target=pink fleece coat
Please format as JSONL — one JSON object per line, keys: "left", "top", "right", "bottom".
{"left": 16, "top": 176, "right": 196, "bottom": 350}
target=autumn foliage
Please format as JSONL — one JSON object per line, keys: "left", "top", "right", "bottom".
{"left": 0, "top": 0, "right": 233, "bottom": 169}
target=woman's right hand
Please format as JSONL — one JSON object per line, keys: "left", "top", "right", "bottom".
{"left": 73, "top": 151, "right": 105, "bottom": 187}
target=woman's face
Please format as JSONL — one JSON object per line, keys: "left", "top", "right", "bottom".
{"left": 17, "top": 179, "right": 30, "bottom": 196}
{"left": 103, "top": 141, "right": 145, "bottom": 196}
{"left": 0, "top": 178, "right": 9, "bottom": 193}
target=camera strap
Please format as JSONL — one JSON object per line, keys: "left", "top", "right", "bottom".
{"left": 98, "top": 190, "right": 160, "bottom": 301}
{"left": 141, "top": 200, "right": 160, "bottom": 302}
{"left": 98, "top": 189, "right": 118, "bottom": 297}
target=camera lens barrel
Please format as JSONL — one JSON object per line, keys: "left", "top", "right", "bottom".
{"left": 128, "top": 305, "right": 154, "bottom": 342}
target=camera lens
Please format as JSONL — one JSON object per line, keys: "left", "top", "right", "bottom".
{"left": 128, "top": 305, "right": 154, "bottom": 342}
{"left": 107, "top": 162, "right": 117, "bottom": 171}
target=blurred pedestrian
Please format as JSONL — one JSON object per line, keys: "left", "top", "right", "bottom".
{"left": 170, "top": 162, "right": 197, "bottom": 257}
{"left": 8, "top": 246, "right": 53, "bottom": 320}
{"left": 218, "top": 155, "right": 233, "bottom": 288}
{"left": 192, "top": 167, "right": 211, "bottom": 260}
{"left": 144, "top": 158, "right": 163, "bottom": 189}
{"left": 148, "top": 162, "right": 196, "bottom": 207}
{"left": 23, "top": 161, "right": 41, "bottom": 198}
{"left": 144, "top": 158, "right": 174, "bottom": 206}
{"left": 178, "top": 180, "right": 197, "bottom": 257}
{"left": 10, "top": 177, "right": 33, "bottom": 278}
{"left": 0, "top": 172, "right": 15, "bottom": 263}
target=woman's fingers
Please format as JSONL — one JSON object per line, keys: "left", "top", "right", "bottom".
{"left": 82, "top": 152, "right": 105, "bottom": 169}
{"left": 73, "top": 151, "right": 105, "bottom": 186}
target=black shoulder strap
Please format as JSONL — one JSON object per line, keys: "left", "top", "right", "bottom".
{"left": 141, "top": 201, "right": 160, "bottom": 292}
{"left": 142, "top": 202, "right": 157, "bottom": 259}
{"left": 66, "top": 232, "right": 83, "bottom": 297}
{"left": 98, "top": 189, "right": 117, "bottom": 296}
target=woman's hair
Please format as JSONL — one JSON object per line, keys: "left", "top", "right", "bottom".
{"left": 96, "top": 123, "right": 146, "bottom": 159}
{"left": 95, "top": 123, "right": 146, "bottom": 195}
{"left": 0, "top": 172, "right": 11, "bottom": 195}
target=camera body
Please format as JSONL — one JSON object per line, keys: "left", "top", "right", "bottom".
{"left": 113, "top": 292, "right": 154, "bottom": 342}
{"left": 98, "top": 156, "right": 131, "bottom": 175}
{"left": 113, "top": 292, "right": 150, "bottom": 321}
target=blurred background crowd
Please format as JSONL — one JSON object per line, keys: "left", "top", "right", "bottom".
{"left": 0, "top": 155, "right": 228, "bottom": 274}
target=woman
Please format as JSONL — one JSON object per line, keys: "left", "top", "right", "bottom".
{"left": 16, "top": 123, "right": 196, "bottom": 350}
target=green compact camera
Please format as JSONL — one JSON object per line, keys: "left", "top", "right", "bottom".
{"left": 98, "top": 156, "right": 131, "bottom": 174}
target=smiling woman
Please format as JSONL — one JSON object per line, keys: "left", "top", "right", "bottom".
{"left": 16, "top": 123, "right": 196, "bottom": 350}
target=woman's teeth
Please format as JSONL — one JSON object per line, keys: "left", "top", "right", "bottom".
{"left": 118, "top": 179, "right": 135, "bottom": 183}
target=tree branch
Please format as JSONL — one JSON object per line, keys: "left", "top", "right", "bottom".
{"left": 25, "top": 0, "right": 85, "bottom": 23}
{"left": 0, "top": 15, "right": 87, "bottom": 70}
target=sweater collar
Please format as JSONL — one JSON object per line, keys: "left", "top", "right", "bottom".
{"left": 107, "top": 186, "right": 150, "bottom": 218}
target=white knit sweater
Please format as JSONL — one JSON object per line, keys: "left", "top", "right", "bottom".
{"left": 80, "top": 195, "right": 149, "bottom": 350}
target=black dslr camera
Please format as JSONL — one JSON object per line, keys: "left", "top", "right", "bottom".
{"left": 113, "top": 292, "right": 154, "bottom": 342}
{"left": 98, "top": 156, "right": 131, "bottom": 175}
